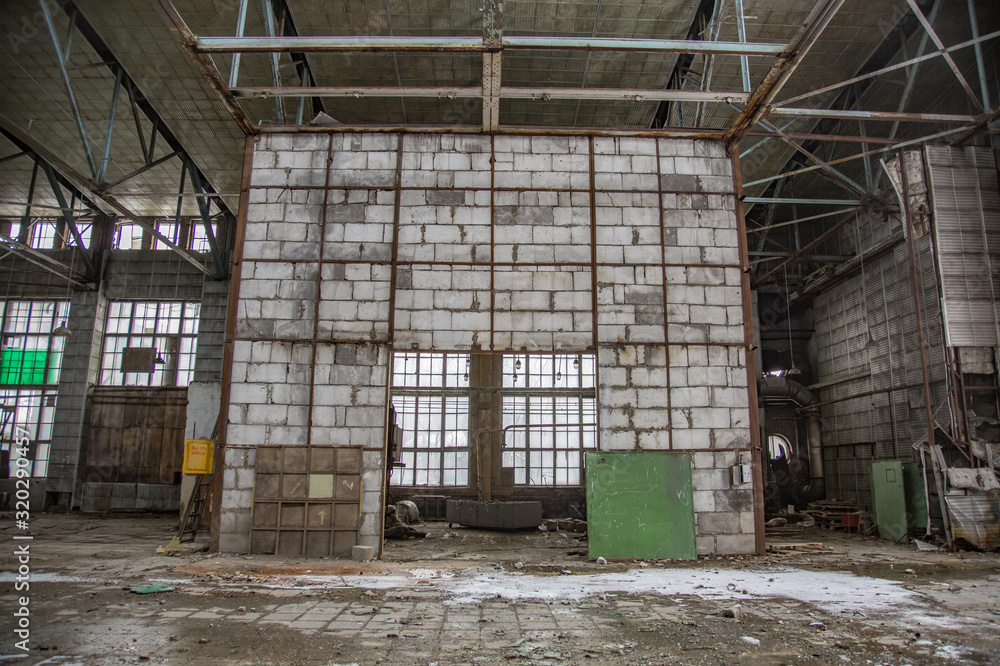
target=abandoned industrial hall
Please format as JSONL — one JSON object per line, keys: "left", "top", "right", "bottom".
{"left": 1, "top": 0, "right": 999, "bottom": 664}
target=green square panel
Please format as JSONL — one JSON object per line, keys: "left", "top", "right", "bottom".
{"left": 586, "top": 452, "right": 696, "bottom": 560}
{"left": 0, "top": 349, "right": 48, "bottom": 385}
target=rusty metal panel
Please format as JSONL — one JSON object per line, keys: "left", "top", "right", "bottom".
{"left": 945, "top": 491, "right": 1000, "bottom": 551}
{"left": 121, "top": 347, "right": 157, "bottom": 374}
{"left": 250, "top": 445, "right": 362, "bottom": 556}
{"left": 926, "top": 145, "right": 1000, "bottom": 348}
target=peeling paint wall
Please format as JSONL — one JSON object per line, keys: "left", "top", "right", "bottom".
{"left": 222, "top": 131, "right": 755, "bottom": 556}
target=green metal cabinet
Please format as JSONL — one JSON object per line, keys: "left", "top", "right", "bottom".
{"left": 586, "top": 451, "right": 697, "bottom": 560}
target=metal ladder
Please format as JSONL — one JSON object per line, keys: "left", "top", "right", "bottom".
{"left": 178, "top": 473, "right": 213, "bottom": 543}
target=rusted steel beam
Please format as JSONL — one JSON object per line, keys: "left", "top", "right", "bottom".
{"left": 726, "top": 0, "right": 846, "bottom": 146}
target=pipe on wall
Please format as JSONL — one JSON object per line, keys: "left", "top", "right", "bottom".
{"left": 757, "top": 376, "right": 825, "bottom": 499}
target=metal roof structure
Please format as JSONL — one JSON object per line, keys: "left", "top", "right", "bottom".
{"left": 0, "top": 0, "right": 998, "bottom": 287}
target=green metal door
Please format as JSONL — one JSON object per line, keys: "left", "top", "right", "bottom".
{"left": 586, "top": 451, "right": 697, "bottom": 560}
{"left": 870, "top": 460, "right": 908, "bottom": 543}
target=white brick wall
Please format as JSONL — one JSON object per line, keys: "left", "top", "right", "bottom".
{"left": 224, "top": 130, "right": 755, "bottom": 556}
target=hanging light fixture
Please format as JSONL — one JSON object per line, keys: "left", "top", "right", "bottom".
{"left": 784, "top": 267, "right": 801, "bottom": 376}
{"left": 52, "top": 244, "right": 74, "bottom": 337}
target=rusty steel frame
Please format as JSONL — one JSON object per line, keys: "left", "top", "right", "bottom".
{"left": 730, "top": 146, "right": 766, "bottom": 555}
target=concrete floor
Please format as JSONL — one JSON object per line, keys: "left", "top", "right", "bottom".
{"left": 1, "top": 515, "right": 999, "bottom": 665}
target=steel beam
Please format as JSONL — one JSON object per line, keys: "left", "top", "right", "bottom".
{"left": 887, "top": 0, "right": 943, "bottom": 146}
{"left": 41, "top": 162, "right": 96, "bottom": 274}
{"left": 749, "top": 207, "right": 859, "bottom": 234}
{"left": 776, "top": 24, "right": 997, "bottom": 107}
{"left": 0, "top": 233, "right": 93, "bottom": 288}
{"left": 97, "top": 67, "right": 123, "bottom": 182}
{"left": 187, "top": 159, "right": 226, "bottom": 279}
{"left": 967, "top": 0, "right": 992, "bottom": 112}
{"left": 229, "top": 0, "right": 250, "bottom": 88}
{"left": 39, "top": 0, "right": 98, "bottom": 179}
{"left": 0, "top": 117, "right": 213, "bottom": 277}
{"left": 904, "top": 0, "right": 984, "bottom": 113}
{"left": 105, "top": 150, "right": 182, "bottom": 189}
{"left": 726, "top": 0, "right": 846, "bottom": 146}
{"left": 20, "top": 160, "right": 40, "bottom": 244}
{"left": 259, "top": 0, "right": 286, "bottom": 122}
{"left": 734, "top": 0, "right": 751, "bottom": 93}
{"left": 482, "top": 0, "right": 503, "bottom": 132}
{"left": 0, "top": 151, "right": 27, "bottom": 165}
{"left": 751, "top": 115, "right": 866, "bottom": 195}
{"left": 153, "top": 0, "right": 257, "bottom": 135}
{"left": 232, "top": 85, "right": 751, "bottom": 104}
{"left": 744, "top": 130, "right": 900, "bottom": 144}
{"left": 195, "top": 34, "right": 786, "bottom": 55}
{"left": 743, "top": 197, "right": 861, "bottom": 206}
{"left": 745, "top": 124, "right": 977, "bottom": 189}
{"left": 768, "top": 107, "right": 977, "bottom": 124}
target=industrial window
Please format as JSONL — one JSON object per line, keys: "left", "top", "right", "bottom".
{"left": 502, "top": 354, "right": 597, "bottom": 486}
{"left": 390, "top": 352, "right": 470, "bottom": 487}
{"left": 191, "top": 223, "right": 217, "bottom": 253}
{"left": 154, "top": 221, "right": 179, "bottom": 249}
{"left": 99, "top": 301, "right": 200, "bottom": 387}
{"left": 0, "top": 390, "right": 58, "bottom": 478}
{"left": 114, "top": 222, "right": 144, "bottom": 250}
{"left": 29, "top": 222, "right": 57, "bottom": 249}
{"left": 0, "top": 300, "right": 70, "bottom": 478}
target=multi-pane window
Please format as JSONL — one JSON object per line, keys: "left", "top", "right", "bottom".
{"left": 0, "top": 390, "right": 58, "bottom": 477}
{"left": 154, "top": 221, "right": 179, "bottom": 250}
{"left": 0, "top": 300, "right": 70, "bottom": 478}
{"left": 389, "top": 352, "right": 598, "bottom": 489}
{"left": 114, "top": 222, "right": 144, "bottom": 250}
{"left": 502, "top": 354, "right": 597, "bottom": 486}
{"left": 390, "top": 353, "right": 470, "bottom": 487}
{"left": 100, "top": 301, "right": 201, "bottom": 387}
{"left": 29, "top": 222, "right": 57, "bottom": 249}
{"left": 191, "top": 223, "right": 217, "bottom": 253}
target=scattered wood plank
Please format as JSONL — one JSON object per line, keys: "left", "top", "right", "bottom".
{"left": 766, "top": 542, "right": 831, "bottom": 553}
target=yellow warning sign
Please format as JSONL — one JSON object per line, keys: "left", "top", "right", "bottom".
{"left": 183, "top": 439, "right": 215, "bottom": 475}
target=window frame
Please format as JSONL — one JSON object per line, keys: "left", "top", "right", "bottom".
{"left": 99, "top": 300, "right": 201, "bottom": 387}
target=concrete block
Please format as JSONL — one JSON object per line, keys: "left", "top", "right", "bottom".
{"left": 698, "top": 511, "right": 739, "bottom": 535}
{"left": 352, "top": 545, "right": 375, "bottom": 561}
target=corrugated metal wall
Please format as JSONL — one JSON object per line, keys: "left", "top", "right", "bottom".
{"left": 813, "top": 211, "right": 947, "bottom": 507}
{"left": 926, "top": 145, "right": 1000, "bottom": 348}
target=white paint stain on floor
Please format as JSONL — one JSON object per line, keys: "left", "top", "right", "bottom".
{"left": 262, "top": 566, "right": 930, "bottom": 617}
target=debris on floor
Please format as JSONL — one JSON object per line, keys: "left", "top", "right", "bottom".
{"left": 766, "top": 542, "right": 832, "bottom": 553}
{"left": 129, "top": 581, "right": 175, "bottom": 594}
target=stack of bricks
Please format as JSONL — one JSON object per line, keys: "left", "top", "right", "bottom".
{"left": 222, "top": 130, "right": 755, "bottom": 556}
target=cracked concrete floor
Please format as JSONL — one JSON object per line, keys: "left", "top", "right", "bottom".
{"left": 1, "top": 515, "right": 998, "bottom": 665}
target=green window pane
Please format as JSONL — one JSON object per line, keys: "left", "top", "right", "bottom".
{"left": 0, "top": 349, "right": 49, "bottom": 385}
